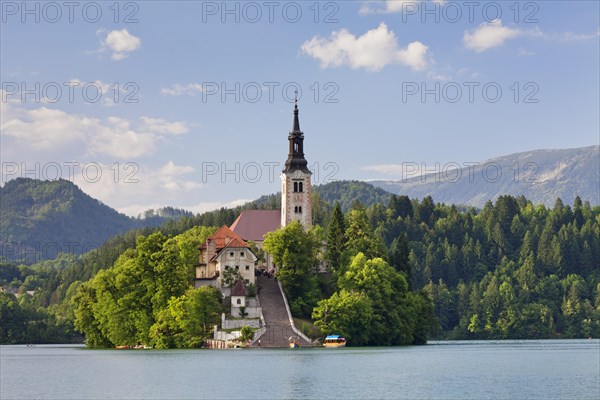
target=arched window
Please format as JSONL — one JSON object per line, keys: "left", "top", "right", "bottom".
{"left": 294, "top": 206, "right": 298, "bottom": 213}
{"left": 293, "top": 182, "right": 298, "bottom": 192}
{"left": 236, "top": 298, "right": 241, "bottom": 305}
{"left": 294, "top": 143, "right": 299, "bottom": 152}
{"left": 299, "top": 182, "right": 303, "bottom": 192}
{"left": 298, "top": 206, "right": 302, "bottom": 213}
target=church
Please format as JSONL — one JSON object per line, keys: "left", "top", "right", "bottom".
{"left": 194, "top": 100, "right": 313, "bottom": 290}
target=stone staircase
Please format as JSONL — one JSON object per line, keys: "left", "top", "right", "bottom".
{"left": 255, "top": 275, "right": 312, "bottom": 348}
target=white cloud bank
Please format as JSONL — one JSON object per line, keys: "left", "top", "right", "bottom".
{"left": 1, "top": 102, "right": 189, "bottom": 159}
{"left": 301, "top": 23, "right": 429, "bottom": 71}
{"left": 70, "top": 161, "right": 207, "bottom": 216}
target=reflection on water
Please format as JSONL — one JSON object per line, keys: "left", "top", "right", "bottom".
{"left": 1, "top": 340, "right": 598, "bottom": 400}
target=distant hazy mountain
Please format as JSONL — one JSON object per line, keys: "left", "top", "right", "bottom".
{"left": 370, "top": 146, "right": 599, "bottom": 207}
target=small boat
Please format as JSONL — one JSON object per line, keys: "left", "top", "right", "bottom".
{"left": 323, "top": 335, "right": 346, "bottom": 348}
{"left": 289, "top": 336, "right": 301, "bottom": 349}
{"left": 115, "top": 345, "right": 130, "bottom": 349}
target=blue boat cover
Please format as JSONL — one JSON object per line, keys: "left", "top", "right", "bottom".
{"left": 325, "top": 335, "right": 340, "bottom": 340}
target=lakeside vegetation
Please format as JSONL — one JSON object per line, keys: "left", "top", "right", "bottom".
{"left": 1, "top": 182, "right": 599, "bottom": 344}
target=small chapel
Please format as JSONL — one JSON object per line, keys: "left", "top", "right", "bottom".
{"left": 194, "top": 99, "right": 313, "bottom": 290}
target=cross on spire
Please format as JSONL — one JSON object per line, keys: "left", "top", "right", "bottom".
{"left": 292, "top": 93, "right": 301, "bottom": 133}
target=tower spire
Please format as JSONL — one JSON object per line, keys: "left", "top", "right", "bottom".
{"left": 292, "top": 90, "right": 300, "bottom": 132}
{"left": 283, "top": 97, "right": 310, "bottom": 174}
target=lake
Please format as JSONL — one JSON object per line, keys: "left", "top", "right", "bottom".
{"left": 1, "top": 340, "right": 598, "bottom": 399}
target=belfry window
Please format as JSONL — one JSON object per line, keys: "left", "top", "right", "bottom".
{"left": 298, "top": 206, "right": 302, "bottom": 213}
{"left": 294, "top": 143, "right": 299, "bottom": 152}
{"left": 298, "top": 182, "right": 303, "bottom": 192}
{"left": 293, "top": 182, "right": 298, "bottom": 192}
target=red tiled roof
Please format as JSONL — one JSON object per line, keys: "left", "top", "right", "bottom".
{"left": 231, "top": 280, "right": 248, "bottom": 297}
{"left": 200, "top": 225, "right": 250, "bottom": 251}
{"left": 230, "top": 210, "right": 281, "bottom": 241}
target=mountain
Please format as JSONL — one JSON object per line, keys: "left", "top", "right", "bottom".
{"left": 370, "top": 146, "right": 599, "bottom": 207}
{"left": 314, "top": 180, "right": 392, "bottom": 211}
{"left": 0, "top": 178, "right": 167, "bottom": 262}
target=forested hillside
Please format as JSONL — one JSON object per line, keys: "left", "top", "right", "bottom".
{"left": 315, "top": 180, "right": 392, "bottom": 211}
{"left": 369, "top": 195, "right": 600, "bottom": 338}
{"left": 0, "top": 178, "right": 195, "bottom": 263}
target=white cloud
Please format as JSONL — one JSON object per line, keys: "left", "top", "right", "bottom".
{"left": 361, "top": 164, "right": 404, "bottom": 175}
{"left": 464, "top": 22, "right": 597, "bottom": 52}
{"left": 1, "top": 102, "right": 189, "bottom": 159}
{"left": 301, "top": 23, "right": 429, "bottom": 72}
{"left": 359, "top": 1, "right": 446, "bottom": 15}
{"left": 359, "top": 1, "right": 416, "bottom": 14}
{"left": 463, "top": 19, "right": 523, "bottom": 52}
{"left": 88, "top": 119, "right": 156, "bottom": 159}
{"left": 186, "top": 199, "right": 251, "bottom": 215}
{"left": 1, "top": 106, "right": 88, "bottom": 150}
{"left": 554, "top": 29, "right": 600, "bottom": 41}
{"left": 518, "top": 48, "right": 535, "bottom": 56}
{"left": 140, "top": 117, "right": 190, "bottom": 135}
{"left": 66, "top": 79, "right": 132, "bottom": 107}
{"left": 98, "top": 29, "right": 141, "bottom": 60}
{"left": 72, "top": 161, "right": 206, "bottom": 216}
{"left": 116, "top": 198, "right": 251, "bottom": 218}
{"left": 0, "top": 89, "right": 23, "bottom": 104}
{"left": 161, "top": 83, "right": 205, "bottom": 96}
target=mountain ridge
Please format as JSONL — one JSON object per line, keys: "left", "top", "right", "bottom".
{"left": 369, "top": 145, "right": 599, "bottom": 207}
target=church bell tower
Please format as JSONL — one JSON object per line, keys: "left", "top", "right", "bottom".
{"left": 281, "top": 98, "right": 312, "bottom": 229}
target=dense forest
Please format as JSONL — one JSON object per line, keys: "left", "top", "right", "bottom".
{"left": 1, "top": 179, "right": 599, "bottom": 343}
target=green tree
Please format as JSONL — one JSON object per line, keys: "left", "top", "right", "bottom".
{"left": 312, "top": 290, "right": 372, "bottom": 345}
{"left": 325, "top": 202, "right": 346, "bottom": 273}
{"left": 239, "top": 325, "right": 254, "bottom": 342}
{"left": 150, "top": 286, "right": 222, "bottom": 348}
{"left": 345, "top": 208, "right": 384, "bottom": 259}
{"left": 389, "top": 234, "right": 411, "bottom": 286}
{"left": 335, "top": 253, "right": 433, "bottom": 345}
{"left": 263, "top": 221, "right": 321, "bottom": 317}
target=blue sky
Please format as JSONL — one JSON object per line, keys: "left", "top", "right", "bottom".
{"left": 1, "top": 0, "right": 598, "bottom": 216}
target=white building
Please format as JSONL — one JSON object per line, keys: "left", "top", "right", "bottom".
{"left": 194, "top": 225, "right": 257, "bottom": 292}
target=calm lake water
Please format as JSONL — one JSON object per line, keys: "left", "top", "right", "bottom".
{"left": 1, "top": 340, "right": 598, "bottom": 399}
